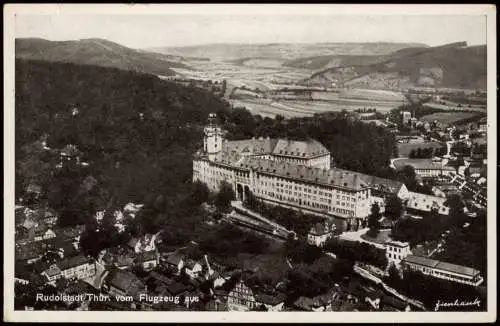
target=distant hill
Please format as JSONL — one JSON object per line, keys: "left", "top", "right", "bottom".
{"left": 148, "top": 42, "right": 427, "bottom": 62}
{"left": 303, "top": 42, "right": 486, "bottom": 90}
{"left": 16, "top": 38, "right": 189, "bottom": 76}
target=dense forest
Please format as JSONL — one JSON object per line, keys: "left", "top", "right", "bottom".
{"left": 16, "top": 59, "right": 231, "bottom": 227}
{"left": 216, "top": 107, "right": 398, "bottom": 178}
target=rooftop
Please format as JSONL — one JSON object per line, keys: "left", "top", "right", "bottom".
{"left": 221, "top": 137, "right": 330, "bottom": 159}
{"left": 224, "top": 156, "right": 369, "bottom": 191}
{"left": 404, "top": 255, "right": 480, "bottom": 277}
{"left": 58, "top": 255, "right": 92, "bottom": 270}
{"left": 393, "top": 158, "right": 455, "bottom": 171}
{"left": 386, "top": 240, "right": 409, "bottom": 248}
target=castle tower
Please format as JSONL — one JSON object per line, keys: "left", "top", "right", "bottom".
{"left": 204, "top": 113, "right": 224, "bottom": 161}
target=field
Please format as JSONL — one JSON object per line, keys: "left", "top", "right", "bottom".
{"left": 423, "top": 102, "right": 486, "bottom": 113}
{"left": 419, "top": 112, "right": 480, "bottom": 124}
{"left": 231, "top": 98, "right": 399, "bottom": 118}
{"left": 397, "top": 141, "right": 445, "bottom": 158}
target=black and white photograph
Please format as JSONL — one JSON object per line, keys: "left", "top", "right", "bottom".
{"left": 3, "top": 4, "right": 496, "bottom": 323}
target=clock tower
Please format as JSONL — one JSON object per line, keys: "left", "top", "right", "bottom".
{"left": 203, "top": 113, "right": 224, "bottom": 161}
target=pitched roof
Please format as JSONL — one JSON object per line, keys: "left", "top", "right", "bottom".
{"left": 255, "top": 292, "right": 286, "bottom": 306}
{"left": 393, "top": 159, "right": 455, "bottom": 171}
{"left": 309, "top": 221, "right": 334, "bottom": 236}
{"left": 404, "top": 255, "right": 440, "bottom": 268}
{"left": 406, "top": 191, "right": 449, "bottom": 214}
{"left": 15, "top": 242, "right": 44, "bottom": 261}
{"left": 435, "top": 261, "right": 480, "bottom": 277}
{"left": 165, "top": 252, "right": 184, "bottom": 265}
{"left": 136, "top": 251, "right": 157, "bottom": 263}
{"left": 404, "top": 255, "right": 481, "bottom": 277}
{"left": 166, "top": 282, "right": 190, "bottom": 295}
{"left": 233, "top": 156, "right": 368, "bottom": 191}
{"left": 108, "top": 270, "right": 144, "bottom": 294}
{"left": 58, "top": 255, "right": 92, "bottom": 271}
{"left": 149, "top": 271, "right": 175, "bottom": 285}
{"left": 43, "top": 264, "right": 62, "bottom": 277}
{"left": 220, "top": 137, "right": 330, "bottom": 159}
{"left": 293, "top": 296, "right": 315, "bottom": 310}
{"left": 272, "top": 139, "right": 329, "bottom": 158}
{"left": 185, "top": 259, "right": 201, "bottom": 270}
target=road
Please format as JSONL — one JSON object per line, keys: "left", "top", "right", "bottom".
{"left": 338, "top": 228, "right": 386, "bottom": 250}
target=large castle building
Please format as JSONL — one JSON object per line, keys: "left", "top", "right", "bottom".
{"left": 193, "top": 113, "right": 404, "bottom": 221}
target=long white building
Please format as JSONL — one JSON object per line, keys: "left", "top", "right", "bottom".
{"left": 192, "top": 113, "right": 389, "bottom": 220}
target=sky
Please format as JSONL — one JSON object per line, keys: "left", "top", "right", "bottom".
{"left": 15, "top": 10, "right": 487, "bottom": 49}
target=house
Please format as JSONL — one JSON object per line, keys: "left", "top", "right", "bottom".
{"left": 385, "top": 240, "right": 411, "bottom": 268}
{"left": 136, "top": 251, "right": 158, "bottom": 272}
{"left": 106, "top": 269, "right": 146, "bottom": 300}
{"left": 33, "top": 225, "right": 57, "bottom": 242}
{"left": 292, "top": 296, "right": 315, "bottom": 311}
{"left": 54, "top": 225, "right": 86, "bottom": 247}
{"left": 393, "top": 158, "right": 455, "bottom": 179}
{"left": 201, "top": 254, "right": 226, "bottom": 288}
{"left": 25, "top": 183, "right": 42, "bottom": 199}
{"left": 57, "top": 255, "right": 96, "bottom": 280}
{"left": 307, "top": 221, "right": 335, "bottom": 247}
{"left": 184, "top": 259, "right": 203, "bottom": 279}
{"left": 127, "top": 233, "right": 157, "bottom": 254}
{"left": 254, "top": 292, "right": 286, "bottom": 311}
{"left": 99, "top": 247, "right": 136, "bottom": 270}
{"left": 165, "top": 281, "right": 192, "bottom": 297}
{"left": 15, "top": 242, "right": 44, "bottom": 264}
{"left": 405, "top": 191, "right": 450, "bottom": 216}
{"left": 123, "top": 203, "right": 144, "bottom": 218}
{"left": 41, "top": 264, "right": 62, "bottom": 284}
{"left": 227, "top": 279, "right": 257, "bottom": 311}
{"left": 163, "top": 252, "right": 185, "bottom": 274}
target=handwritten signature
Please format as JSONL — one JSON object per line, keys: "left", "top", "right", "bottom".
{"left": 434, "top": 298, "right": 481, "bottom": 311}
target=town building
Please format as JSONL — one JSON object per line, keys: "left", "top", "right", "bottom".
{"left": 57, "top": 255, "right": 96, "bottom": 280}
{"left": 405, "top": 192, "right": 450, "bottom": 216}
{"left": 385, "top": 241, "right": 411, "bottom": 268}
{"left": 163, "top": 252, "right": 185, "bottom": 275}
{"left": 193, "top": 114, "right": 373, "bottom": 221}
{"left": 403, "top": 255, "right": 483, "bottom": 287}
{"left": 227, "top": 279, "right": 258, "bottom": 311}
{"left": 184, "top": 260, "right": 203, "bottom": 279}
{"left": 41, "top": 264, "right": 62, "bottom": 284}
{"left": 402, "top": 111, "right": 412, "bottom": 125}
{"left": 393, "top": 158, "right": 455, "bottom": 180}
{"left": 307, "top": 221, "right": 336, "bottom": 247}
{"left": 106, "top": 269, "right": 146, "bottom": 300}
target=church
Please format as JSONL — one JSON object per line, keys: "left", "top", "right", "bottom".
{"left": 193, "top": 113, "right": 378, "bottom": 221}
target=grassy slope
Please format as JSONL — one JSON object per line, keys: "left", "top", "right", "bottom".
{"left": 16, "top": 38, "right": 189, "bottom": 76}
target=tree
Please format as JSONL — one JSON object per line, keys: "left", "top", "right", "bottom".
{"left": 386, "top": 263, "right": 402, "bottom": 287}
{"left": 367, "top": 203, "right": 381, "bottom": 237}
{"left": 191, "top": 181, "right": 210, "bottom": 206}
{"left": 214, "top": 181, "right": 235, "bottom": 213}
{"left": 385, "top": 195, "right": 403, "bottom": 222}
{"left": 397, "top": 165, "right": 417, "bottom": 190}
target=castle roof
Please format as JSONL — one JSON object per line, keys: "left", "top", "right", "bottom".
{"left": 221, "top": 138, "right": 329, "bottom": 159}
{"left": 237, "top": 156, "right": 368, "bottom": 191}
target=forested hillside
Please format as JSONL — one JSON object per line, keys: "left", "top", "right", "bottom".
{"left": 15, "top": 59, "right": 230, "bottom": 226}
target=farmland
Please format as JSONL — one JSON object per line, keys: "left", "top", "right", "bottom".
{"left": 420, "top": 112, "right": 481, "bottom": 125}
{"left": 423, "top": 102, "right": 486, "bottom": 113}
{"left": 230, "top": 98, "right": 400, "bottom": 119}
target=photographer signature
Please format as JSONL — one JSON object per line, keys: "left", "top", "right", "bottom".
{"left": 434, "top": 298, "right": 481, "bottom": 311}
